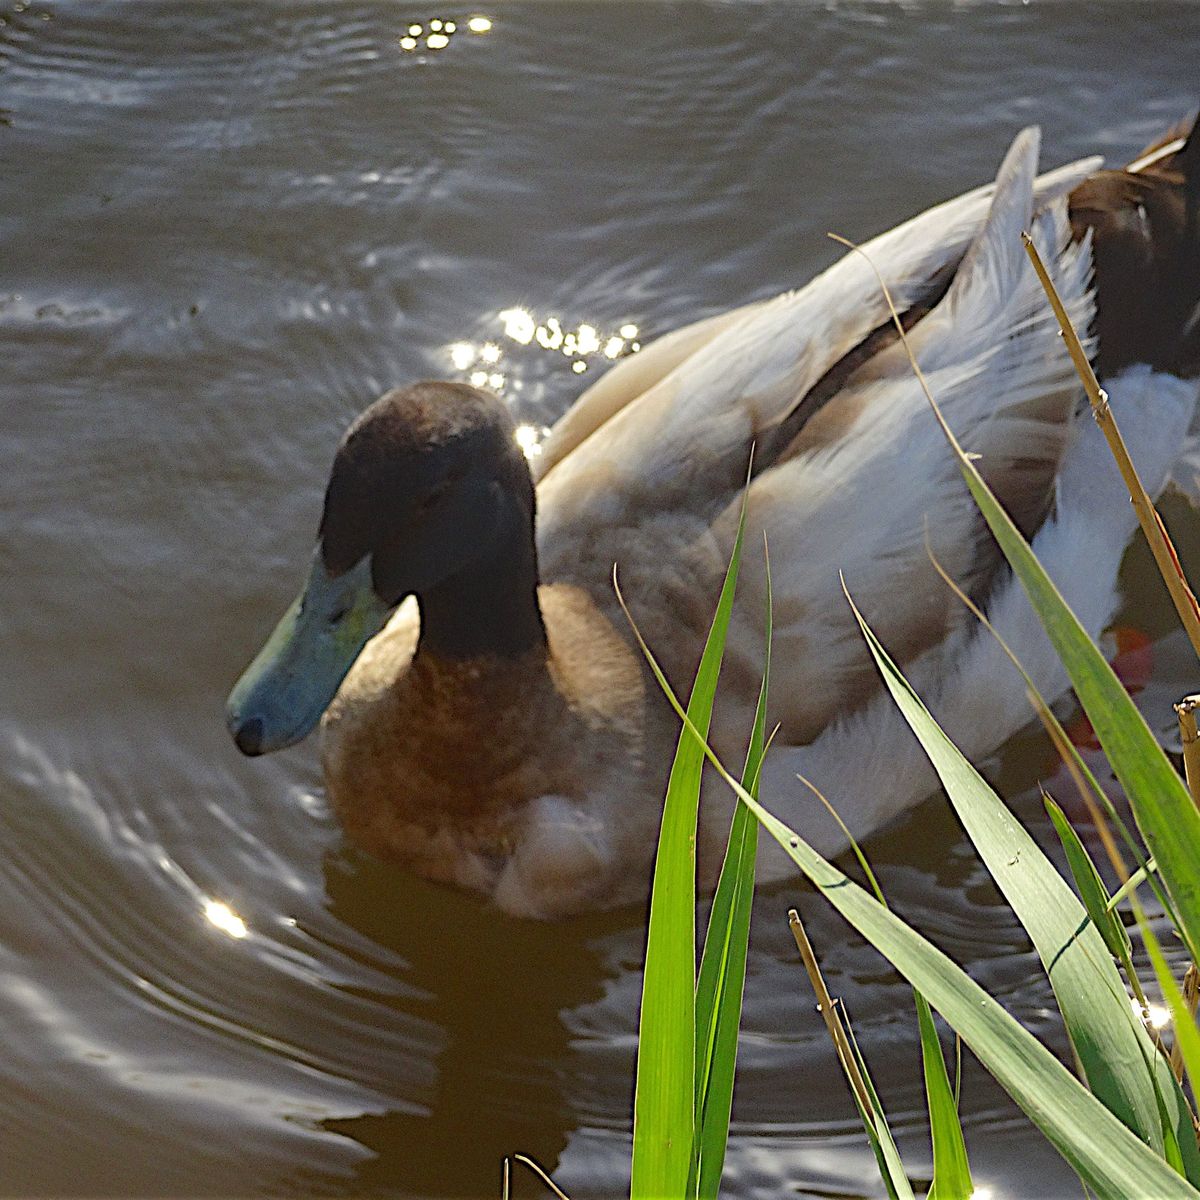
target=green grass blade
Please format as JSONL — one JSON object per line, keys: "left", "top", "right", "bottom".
{"left": 869, "top": 1113, "right": 916, "bottom": 1200}
{"left": 630, "top": 620, "right": 1200, "bottom": 1200}
{"left": 927, "top": 518, "right": 1179, "bottom": 937}
{"left": 849, "top": 597, "right": 1199, "bottom": 1176}
{"left": 955, "top": 456, "right": 1200, "bottom": 968}
{"left": 629, "top": 499, "right": 747, "bottom": 1200}
{"left": 800, "top": 778, "right": 970, "bottom": 1197}
{"left": 834, "top": 1040, "right": 914, "bottom": 1200}
{"left": 759, "top": 813, "right": 1199, "bottom": 1200}
{"left": 1136, "top": 904, "right": 1200, "bottom": 1112}
{"left": 1044, "top": 796, "right": 1133, "bottom": 965}
{"left": 917, "top": 993, "right": 973, "bottom": 1200}
{"left": 843, "top": 1014, "right": 918, "bottom": 1200}
{"left": 861, "top": 1091, "right": 917, "bottom": 1200}
{"left": 1107, "top": 861, "right": 1155, "bottom": 912}
{"left": 692, "top": 544, "right": 771, "bottom": 1200}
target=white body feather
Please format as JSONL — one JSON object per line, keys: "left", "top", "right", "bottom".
{"left": 481, "top": 128, "right": 1200, "bottom": 917}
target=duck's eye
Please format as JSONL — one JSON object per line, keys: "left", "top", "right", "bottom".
{"left": 327, "top": 605, "right": 350, "bottom": 626}
{"left": 416, "top": 486, "right": 445, "bottom": 514}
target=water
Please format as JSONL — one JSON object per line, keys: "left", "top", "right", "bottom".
{"left": 3, "top": 2, "right": 1199, "bottom": 1195}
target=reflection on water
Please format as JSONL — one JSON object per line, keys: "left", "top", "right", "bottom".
{"left": 445, "top": 307, "right": 642, "bottom": 454}
{"left": 398, "top": 14, "right": 491, "bottom": 54}
{"left": 320, "top": 854, "right": 616, "bottom": 1196}
{"left": 203, "top": 899, "right": 250, "bottom": 940}
{"left": 453, "top": 311, "right": 640, "bottom": 377}
{"left": 3, "top": 1, "right": 1200, "bottom": 1196}
{"left": 514, "top": 422, "right": 551, "bottom": 460}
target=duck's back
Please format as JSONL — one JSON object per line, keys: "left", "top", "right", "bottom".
{"left": 533, "top": 130, "right": 1103, "bottom": 744}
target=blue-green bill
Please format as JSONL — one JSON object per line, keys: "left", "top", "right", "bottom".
{"left": 225, "top": 554, "right": 391, "bottom": 755}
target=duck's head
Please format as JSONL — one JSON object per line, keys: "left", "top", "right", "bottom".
{"left": 225, "top": 381, "right": 540, "bottom": 756}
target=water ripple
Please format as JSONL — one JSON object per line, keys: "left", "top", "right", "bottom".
{"left": 4, "top": 2, "right": 1200, "bottom": 1195}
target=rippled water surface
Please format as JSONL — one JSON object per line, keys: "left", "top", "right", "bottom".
{"left": 4, "top": 2, "right": 1200, "bottom": 1196}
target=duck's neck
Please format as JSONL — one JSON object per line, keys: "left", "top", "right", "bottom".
{"left": 415, "top": 493, "right": 547, "bottom": 662}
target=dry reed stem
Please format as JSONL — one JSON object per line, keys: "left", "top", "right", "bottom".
{"left": 1168, "top": 965, "right": 1200, "bottom": 1083}
{"left": 919, "top": 507, "right": 1163, "bottom": 1020}
{"left": 835, "top": 226, "right": 1184, "bottom": 863}
{"left": 787, "top": 907, "right": 875, "bottom": 1120}
{"left": 830, "top": 230, "right": 1144, "bottom": 880}
{"left": 1020, "top": 233, "right": 1200, "bottom": 663}
{"left": 926, "top": 527, "right": 1154, "bottom": 1008}
{"left": 1174, "top": 695, "right": 1200, "bottom": 814}
{"left": 835, "top": 230, "right": 1143, "bottom": 865}
{"left": 831, "top": 232, "right": 1164, "bottom": 1022}
{"left": 1022, "top": 227, "right": 1200, "bottom": 1085}
{"left": 831, "top": 225, "right": 1192, "bottom": 1075}
{"left": 501, "top": 1155, "right": 572, "bottom": 1200}
{"left": 921, "top": 526, "right": 1110, "bottom": 836}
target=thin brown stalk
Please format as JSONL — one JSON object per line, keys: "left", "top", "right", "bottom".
{"left": 787, "top": 907, "right": 874, "bottom": 1119}
{"left": 922, "top": 525, "right": 1106, "bottom": 830}
{"left": 1174, "top": 695, "right": 1200, "bottom": 814}
{"left": 1046, "top": 723, "right": 1130, "bottom": 882}
{"left": 1024, "top": 231, "right": 1200, "bottom": 1083}
{"left": 504, "top": 1154, "right": 571, "bottom": 1200}
{"left": 830, "top": 225, "right": 1188, "bottom": 1076}
{"left": 827, "top": 233, "right": 957, "bottom": 453}
{"left": 1169, "top": 965, "right": 1200, "bottom": 1083}
{"left": 922, "top": 522, "right": 1147, "bottom": 917}
{"left": 1040, "top": 716, "right": 1099, "bottom": 825}
{"left": 829, "top": 229, "right": 1145, "bottom": 894}
{"left": 1021, "top": 233, "right": 1200, "bottom": 663}
{"left": 795, "top": 773, "right": 888, "bottom": 908}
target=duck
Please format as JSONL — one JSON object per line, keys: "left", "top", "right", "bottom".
{"left": 226, "top": 117, "right": 1200, "bottom": 918}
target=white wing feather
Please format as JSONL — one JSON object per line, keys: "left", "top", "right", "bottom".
{"left": 714, "top": 129, "right": 1096, "bottom": 741}
{"left": 731, "top": 366, "right": 1200, "bottom": 881}
{"left": 535, "top": 142, "right": 1101, "bottom": 512}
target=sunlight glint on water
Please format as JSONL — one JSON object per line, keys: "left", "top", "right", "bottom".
{"left": 446, "top": 307, "right": 642, "bottom": 454}
{"left": 204, "top": 900, "right": 249, "bottom": 940}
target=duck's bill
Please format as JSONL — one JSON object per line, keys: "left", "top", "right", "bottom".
{"left": 225, "top": 555, "right": 391, "bottom": 756}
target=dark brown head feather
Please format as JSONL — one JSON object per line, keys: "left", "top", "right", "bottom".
{"left": 320, "top": 381, "right": 529, "bottom": 579}
{"left": 318, "top": 382, "right": 545, "bottom": 659}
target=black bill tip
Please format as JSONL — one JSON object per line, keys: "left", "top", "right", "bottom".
{"left": 232, "top": 716, "right": 266, "bottom": 757}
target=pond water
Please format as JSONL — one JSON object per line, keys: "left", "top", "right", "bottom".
{"left": 3, "top": 2, "right": 1199, "bottom": 1196}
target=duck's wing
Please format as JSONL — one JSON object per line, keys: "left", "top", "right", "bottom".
{"left": 711, "top": 128, "right": 1097, "bottom": 743}
{"left": 534, "top": 148, "right": 1100, "bottom": 502}
{"left": 534, "top": 301, "right": 768, "bottom": 481}
{"left": 722, "top": 363, "right": 1200, "bottom": 879}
